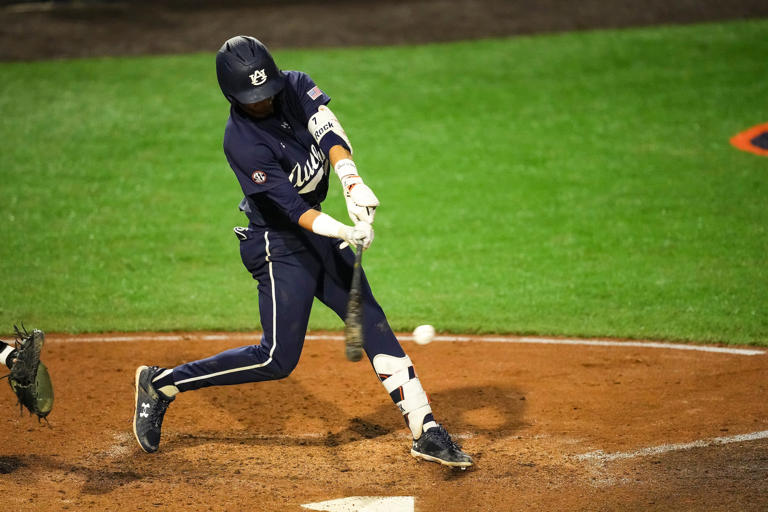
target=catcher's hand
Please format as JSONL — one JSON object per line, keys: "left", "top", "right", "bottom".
{"left": 2, "top": 326, "right": 54, "bottom": 421}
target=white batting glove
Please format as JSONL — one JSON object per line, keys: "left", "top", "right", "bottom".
{"left": 339, "top": 221, "right": 374, "bottom": 251}
{"left": 344, "top": 182, "right": 379, "bottom": 225}
{"left": 335, "top": 159, "right": 379, "bottom": 224}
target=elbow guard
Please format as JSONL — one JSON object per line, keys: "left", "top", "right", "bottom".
{"left": 308, "top": 105, "right": 353, "bottom": 155}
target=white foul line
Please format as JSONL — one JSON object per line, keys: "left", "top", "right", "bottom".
{"left": 428, "top": 336, "right": 766, "bottom": 356}
{"left": 575, "top": 430, "right": 768, "bottom": 462}
{"left": 47, "top": 333, "right": 766, "bottom": 356}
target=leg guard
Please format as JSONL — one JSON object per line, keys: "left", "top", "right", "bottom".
{"left": 373, "top": 354, "right": 438, "bottom": 439}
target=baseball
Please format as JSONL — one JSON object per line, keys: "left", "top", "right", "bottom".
{"left": 412, "top": 324, "right": 436, "bottom": 345}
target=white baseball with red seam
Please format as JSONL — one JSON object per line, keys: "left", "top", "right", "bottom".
{"left": 412, "top": 324, "right": 435, "bottom": 345}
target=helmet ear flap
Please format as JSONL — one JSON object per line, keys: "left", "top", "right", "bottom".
{"left": 216, "top": 36, "right": 285, "bottom": 105}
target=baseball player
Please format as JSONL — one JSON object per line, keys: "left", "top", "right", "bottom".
{"left": 132, "top": 36, "right": 472, "bottom": 468}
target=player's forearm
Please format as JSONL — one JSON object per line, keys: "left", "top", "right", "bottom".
{"left": 329, "top": 144, "right": 353, "bottom": 168}
{"left": 329, "top": 145, "right": 364, "bottom": 192}
{"left": 298, "top": 208, "right": 344, "bottom": 238}
{"left": 299, "top": 208, "right": 374, "bottom": 249}
{"left": 298, "top": 209, "right": 322, "bottom": 232}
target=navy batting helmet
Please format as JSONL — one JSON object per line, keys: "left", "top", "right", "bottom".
{"left": 216, "top": 36, "right": 285, "bottom": 105}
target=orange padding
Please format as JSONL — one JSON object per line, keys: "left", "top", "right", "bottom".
{"left": 730, "top": 122, "right": 768, "bottom": 156}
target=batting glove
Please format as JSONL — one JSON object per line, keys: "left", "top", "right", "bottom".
{"left": 335, "top": 159, "right": 379, "bottom": 224}
{"left": 340, "top": 221, "right": 374, "bottom": 251}
{"left": 344, "top": 181, "right": 379, "bottom": 225}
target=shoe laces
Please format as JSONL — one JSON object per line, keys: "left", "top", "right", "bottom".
{"left": 149, "top": 398, "right": 171, "bottom": 428}
{"left": 431, "top": 425, "right": 462, "bottom": 451}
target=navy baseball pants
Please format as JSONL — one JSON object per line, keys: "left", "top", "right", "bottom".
{"left": 171, "top": 227, "right": 405, "bottom": 392}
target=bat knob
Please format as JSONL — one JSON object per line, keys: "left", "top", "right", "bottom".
{"left": 345, "top": 345, "right": 363, "bottom": 362}
{"left": 345, "top": 323, "right": 364, "bottom": 362}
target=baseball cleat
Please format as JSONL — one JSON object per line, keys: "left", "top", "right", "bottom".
{"left": 133, "top": 365, "right": 174, "bottom": 453}
{"left": 411, "top": 425, "right": 473, "bottom": 469}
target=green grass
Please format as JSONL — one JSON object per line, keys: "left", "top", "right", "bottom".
{"left": 1, "top": 20, "right": 767, "bottom": 344}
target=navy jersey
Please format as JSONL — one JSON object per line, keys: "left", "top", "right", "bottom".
{"left": 223, "top": 71, "right": 333, "bottom": 230}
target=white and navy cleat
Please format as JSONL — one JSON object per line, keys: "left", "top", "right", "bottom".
{"left": 411, "top": 425, "right": 473, "bottom": 469}
{"left": 133, "top": 365, "right": 174, "bottom": 453}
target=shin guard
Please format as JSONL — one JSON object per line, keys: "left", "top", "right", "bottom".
{"left": 373, "top": 354, "right": 438, "bottom": 439}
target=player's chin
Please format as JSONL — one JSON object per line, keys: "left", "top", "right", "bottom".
{"left": 241, "top": 102, "right": 274, "bottom": 119}
{"left": 249, "top": 108, "right": 273, "bottom": 118}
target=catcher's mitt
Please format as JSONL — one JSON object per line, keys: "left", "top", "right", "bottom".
{"left": 1, "top": 326, "right": 54, "bottom": 421}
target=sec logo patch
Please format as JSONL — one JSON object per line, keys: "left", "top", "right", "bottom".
{"left": 251, "top": 170, "right": 267, "bottom": 184}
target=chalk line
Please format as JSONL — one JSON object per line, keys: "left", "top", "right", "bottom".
{"left": 432, "top": 336, "right": 766, "bottom": 356}
{"left": 47, "top": 332, "right": 765, "bottom": 356}
{"left": 575, "top": 430, "right": 768, "bottom": 462}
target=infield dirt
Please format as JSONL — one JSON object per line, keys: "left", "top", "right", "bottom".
{"left": 1, "top": 332, "right": 767, "bottom": 511}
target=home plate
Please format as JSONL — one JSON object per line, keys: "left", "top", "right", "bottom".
{"left": 301, "top": 496, "right": 414, "bottom": 511}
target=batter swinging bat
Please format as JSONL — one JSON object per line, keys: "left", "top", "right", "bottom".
{"left": 345, "top": 243, "right": 364, "bottom": 362}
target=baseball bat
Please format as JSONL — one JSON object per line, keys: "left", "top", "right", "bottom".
{"left": 344, "top": 243, "right": 364, "bottom": 362}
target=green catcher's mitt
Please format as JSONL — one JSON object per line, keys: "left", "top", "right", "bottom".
{"left": 2, "top": 326, "right": 54, "bottom": 421}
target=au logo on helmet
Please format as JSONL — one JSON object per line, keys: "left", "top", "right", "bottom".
{"left": 249, "top": 69, "right": 267, "bottom": 86}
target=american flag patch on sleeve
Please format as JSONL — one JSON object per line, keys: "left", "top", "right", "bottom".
{"left": 306, "top": 86, "right": 323, "bottom": 100}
